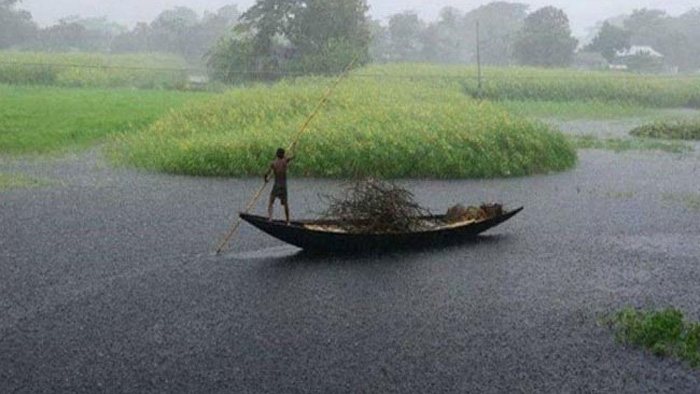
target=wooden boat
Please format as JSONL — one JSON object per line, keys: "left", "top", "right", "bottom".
{"left": 239, "top": 207, "right": 523, "bottom": 253}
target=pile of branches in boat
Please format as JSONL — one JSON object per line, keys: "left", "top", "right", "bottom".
{"left": 321, "top": 178, "right": 432, "bottom": 233}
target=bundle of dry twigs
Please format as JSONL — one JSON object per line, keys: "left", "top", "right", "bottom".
{"left": 322, "top": 178, "right": 432, "bottom": 233}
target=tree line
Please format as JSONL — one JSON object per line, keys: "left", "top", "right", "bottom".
{"left": 0, "top": 0, "right": 241, "bottom": 64}
{"left": 2, "top": 0, "right": 700, "bottom": 82}
{"left": 374, "top": 2, "right": 700, "bottom": 72}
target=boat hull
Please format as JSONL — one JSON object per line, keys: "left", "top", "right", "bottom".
{"left": 239, "top": 207, "right": 523, "bottom": 253}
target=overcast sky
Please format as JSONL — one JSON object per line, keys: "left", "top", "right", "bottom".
{"left": 20, "top": 0, "right": 699, "bottom": 37}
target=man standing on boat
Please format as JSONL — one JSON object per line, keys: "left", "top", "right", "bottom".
{"left": 264, "top": 146, "right": 295, "bottom": 225}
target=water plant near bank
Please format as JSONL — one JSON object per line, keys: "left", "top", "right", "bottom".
{"left": 607, "top": 308, "right": 700, "bottom": 368}
{"left": 630, "top": 120, "right": 700, "bottom": 140}
{"left": 569, "top": 135, "right": 692, "bottom": 153}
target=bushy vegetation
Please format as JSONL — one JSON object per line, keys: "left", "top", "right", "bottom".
{"left": 0, "top": 52, "right": 189, "bottom": 89}
{"left": 608, "top": 308, "right": 700, "bottom": 368}
{"left": 0, "top": 84, "right": 213, "bottom": 154}
{"left": 110, "top": 71, "right": 576, "bottom": 179}
{"left": 630, "top": 120, "right": 700, "bottom": 140}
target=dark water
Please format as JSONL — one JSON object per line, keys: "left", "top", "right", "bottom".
{"left": 1, "top": 137, "right": 699, "bottom": 392}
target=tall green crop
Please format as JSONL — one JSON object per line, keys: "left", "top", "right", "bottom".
{"left": 111, "top": 72, "right": 577, "bottom": 179}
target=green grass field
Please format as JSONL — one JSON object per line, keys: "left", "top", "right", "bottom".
{"left": 0, "top": 84, "right": 214, "bottom": 154}
{"left": 0, "top": 51, "right": 189, "bottom": 89}
{"left": 358, "top": 64, "right": 700, "bottom": 108}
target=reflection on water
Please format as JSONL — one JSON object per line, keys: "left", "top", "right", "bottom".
{"left": 223, "top": 234, "right": 507, "bottom": 267}
{"left": 228, "top": 245, "right": 302, "bottom": 260}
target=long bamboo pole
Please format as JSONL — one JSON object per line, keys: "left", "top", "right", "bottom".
{"left": 215, "top": 53, "right": 362, "bottom": 255}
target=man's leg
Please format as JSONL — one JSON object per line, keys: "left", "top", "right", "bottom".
{"left": 268, "top": 194, "right": 275, "bottom": 221}
{"left": 284, "top": 199, "right": 290, "bottom": 225}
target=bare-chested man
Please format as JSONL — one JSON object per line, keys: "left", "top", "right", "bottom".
{"left": 264, "top": 147, "right": 294, "bottom": 225}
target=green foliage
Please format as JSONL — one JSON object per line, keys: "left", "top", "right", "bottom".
{"left": 630, "top": 120, "right": 700, "bottom": 140}
{"left": 207, "top": 0, "right": 370, "bottom": 83}
{"left": 373, "top": 3, "right": 528, "bottom": 66}
{"left": 206, "top": 36, "right": 258, "bottom": 84}
{"left": 621, "top": 8, "right": 700, "bottom": 72}
{"left": 568, "top": 135, "right": 691, "bottom": 153}
{"left": 110, "top": 67, "right": 577, "bottom": 179}
{"left": 287, "top": 38, "right": 368, "bottom": 75}
{"left": 0, "top": 84, "right": 213, "bottom": 154}
{"left": 686, "top": 324, "right": 700, "bottom": 367}
{"left": 463, "top": 2, "right": 529, "bottom": 66}
{"left": 675, "top": 9, "right": 700, "bottom": 72}
{"left": 387, "top": 12, "right": 424, "bottom": 62}
{"left": 0, "top": 52, "right": 189, "bottom": 89}
{"left": 0, "top": 0, "right": 36, "bottom": 49}
{"left": 514, "top": 6, "right": 578, "bottom": 67}
{"left": 609, "top": 308, "right": 700, "bottom": 368}
{"left": 586, "top": 22, "right": 631, "bottom": 63}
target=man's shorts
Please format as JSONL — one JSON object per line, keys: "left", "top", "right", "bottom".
{"left": 271, "top": 185, "right": 288, "bottom": 205}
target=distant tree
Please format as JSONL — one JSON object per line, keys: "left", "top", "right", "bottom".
{"left": 424, "top": 7, "right": 466, "bottom": 64}
{"left": 111, "top": 5, "right": 239, "bottom": 63}
{"left": 110, "top": 22, "right": 153, "bottom": 53}
{"left": 368, "top": 19, "right": 391, "bottom": 62}
{"left": 34, "top": 15, "right": 126, "bottom": 52}
{"left": 0, "top": 0, "right": 36, "bottom": 49}
{"left": 57, "top": 16, "right": 126, "bottom": 52}
{"left": 624, "top": 9, "right": 668, "bottom": 47}
{"left": 419, "top": 23, "right": 442, "bottom": 63}
{"left": 199, "top": 5, "right": 240, "bottom": 43}
{"left": 675, "top": 8, "right": 700, "bottom": 71}
{"left": 623, "top": 9, "right": 690, "bottom": 72}
{"left": 37, "top": 18, "right": 88, "bottom": 51}
{"left": 150, "top": 7, "right": 200, "bottom": 58}
{"left": 464, "top": 2, "right": 529, "bottom": 66}
{"left": 207, "top": 0, "right": 370, "bottom": 82}
{"left": 284, "top": 0, "right": 370, "bottom": 73}
{"left": 585, "top": 22, "right": 631, "bottom": 63}
{"left": 513, "top": 6, "right": 578, "bottom": 67}
{"left": 388, "top": 11, "right": 423, "bottom": 62}
{"left": 206, "top": 33, "right": 257, "bottom": 83}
